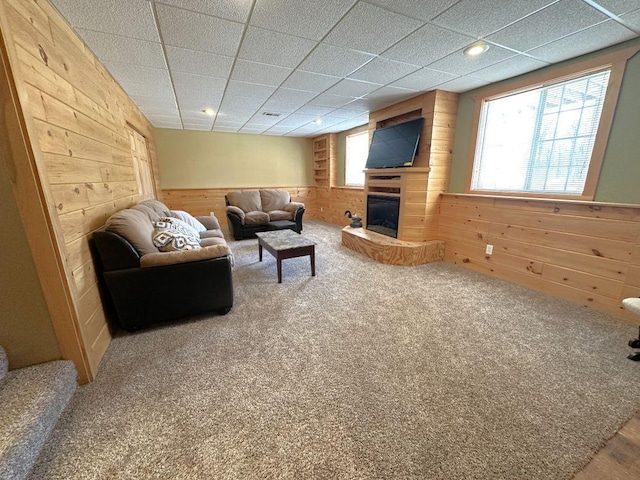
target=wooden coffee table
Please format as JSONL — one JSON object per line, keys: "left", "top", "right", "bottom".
{"left": 255, "top": 230, "right": 316, "bottom": 283}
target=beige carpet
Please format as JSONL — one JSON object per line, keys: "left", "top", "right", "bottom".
{"left": 30, "top": 220, "right": 640, "bottom": 479}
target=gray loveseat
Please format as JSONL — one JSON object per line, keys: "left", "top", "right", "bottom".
{"left": 225, "top": 189, "right": 305, "bottom": 240}
{"left": 91, "top": 199, "right": 234, "bottom": 331}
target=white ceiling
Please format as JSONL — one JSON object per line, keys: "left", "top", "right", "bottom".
{"left": 50, "top": 0, "right": 640, "bottom": 137}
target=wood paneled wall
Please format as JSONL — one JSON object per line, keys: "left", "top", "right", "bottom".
{"left": 0, "top": 0, "right": 161, "bottom": 381}
{"left": 162, "top": 186, "right": 317, "bottom": 233}
{"left": 438, "top": 193, "right": 640, "bottom": 322}
{"left": 315, "top": 187, "right": 364, "bottom": 227}
{"left": 162, "top": 186, "right": 364, "bottom": 231}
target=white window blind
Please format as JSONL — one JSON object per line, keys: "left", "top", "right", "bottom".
{"left": 345, "top": 131, "right": 369, "bottom": 186}
{"left": 471, "top": 69, "right": 610, "bottom": 195}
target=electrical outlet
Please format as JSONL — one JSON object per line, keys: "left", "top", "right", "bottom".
{"left": 485, "top": 244, "right": 493, "bottom": 255}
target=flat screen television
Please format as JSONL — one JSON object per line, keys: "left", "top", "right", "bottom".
{"left": 364, "top": 117, "right": 424, "bottom": 169}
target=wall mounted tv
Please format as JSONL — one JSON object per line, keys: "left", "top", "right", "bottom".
{"left": 364, "top": 117, "right": 424, "bottom": 169}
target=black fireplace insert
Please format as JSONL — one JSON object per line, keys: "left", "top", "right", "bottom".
{"left": 366, "top": 195, "right": 400, "bottom": 238}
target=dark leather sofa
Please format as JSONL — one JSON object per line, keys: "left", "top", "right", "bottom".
{"left": 225, "top": 189, "right": 305, "bottom": 240}
{"left": 91, "top": 200, "right": 234, "bottom": 331}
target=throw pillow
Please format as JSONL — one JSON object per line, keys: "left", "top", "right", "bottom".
{"left": 169, "top": 210, "right": 206, "bottom": 232}
{"left": 158, "top": 216, "right": 200, "bottom": 239}
{"left": 152, "top": 219, "right": 201, "bottom": 252}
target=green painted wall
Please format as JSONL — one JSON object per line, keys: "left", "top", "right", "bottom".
{"left": 154, "top": 129, "right": 314, "bottom": 189}
{"left": 449, "top": 38, "right": 640, "bottom": 204}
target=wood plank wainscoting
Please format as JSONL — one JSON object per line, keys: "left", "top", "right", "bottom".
{"left": 0, "top": 0, "right": 161, "bottom": 382}
{"left": 438, "top": 193, "right": 640, "bottom": 322}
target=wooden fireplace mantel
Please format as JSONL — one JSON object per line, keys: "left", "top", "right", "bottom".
{"left": 339, "top": 89, "right": 458, "bottom": 266}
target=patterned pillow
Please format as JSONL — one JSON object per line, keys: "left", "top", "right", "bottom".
{"left": 152, "top": 219, "right": 201, "bottom": 252}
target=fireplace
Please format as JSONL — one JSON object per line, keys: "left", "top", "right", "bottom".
{"left": 366, "top": 195, "right": 400, "bottom": 238}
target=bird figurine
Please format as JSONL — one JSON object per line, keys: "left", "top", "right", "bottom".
{"left": 344, "top": 210, "right": 362, "bottom": 228}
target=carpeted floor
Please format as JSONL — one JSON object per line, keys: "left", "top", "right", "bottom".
{"left": 30, "top": 220, "right": 640, "bottom": 479}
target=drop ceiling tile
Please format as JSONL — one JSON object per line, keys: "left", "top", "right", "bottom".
{"left": 269, "top": 88, "right": 319, "bottom": 104}
{"left": 289, "top": 125, "right": 323, "bottom": 134}
{"left": 391, "top": 67, "right": 457, "bottom": 90}
{"left": 314, "top": 116, "right": 348, "bottom": 127}
{"left": 180, "top": 110, "right": 216, "bottom": 121}
{"left": 309, "top": 93, "right": 354, "bottom": 108}
{"left": 434, "top": 76, "right": 490, "bottom": 93}
{"left": 182, "top": 117, "right": 214, "bottom": 125}
{"left": 326, "top": 118, "right": 360, "bottom": 131}
{"left": 486, "top": 0, "right": 608, "bottom": 52}
{"left": 248, "top": 112, "right": 286, "bottom": 125}
{"left": 382, "top": 24, "right": 475, "bottom": 66}
{"left": 130, "top": 95, "right": 178, "bottom": 110}
{"left": 325, "top": 107, "right": 364, "bottom": 119}
{"left": 426, "top": 44, "right": 515, "bottom": 76}
{"left": 324, "top": 79, "right": 382, "bottom": 98}
{"left": 146, "top": 114, "right": 182, "bottom": 122}
{"left": 118, "top": 79, "right": 175, "bottom": 98}
{"left": 348, "top": 57, "right": 421, "bottom": 85}
{"left": 215, "top": 122, "right": 246, "bottom": 129}
{"left": 213, "top": 126, "right": 241, "bottom": 132}
{"left": 157, "top": 0, "right": 253, "bottom": 22}
{"left": 298, "top": 44, "right": 375, "bottom": 77}
{"left": 295, "top": 105, "right": 335, "bottom": 116}
{"left": 239, "top": 27, "right": 318, "bottom": 67}
{"left": 274, "top": 113, "right": 318, "bottom": 127}
{"left": 323, "top": 2, "right": 424, "bottom": 55}
{"left": 165, "top": 46, "right": 234, "bottom": 78}
{"left": 260, "top": 98, "right": 307, "bottom": 113}
{"left": 432, "top": 0, "right": 556, "bottom": 37}
{"left": 342, "top": 114, "right": 369, "bottom": 126}
{"left": 178, "top": 99, "right": 222, "bottom": 113}
{"left": 50, "top": 0, "right": 159, "bottom": 41}
{"left": 173, "top": 73, "right": 225, "bottom": 111}
{"left": 184, "top": 124, "right": 213, "bottom": 131}
{"left": 156, "top": 3, "right": 244, "bottom": 56}
{"left": 75, "top": 29, "right": 166, "bottom": 68}
{"left": 264, "top": 129, "right": 293, "bottom": 136}
{"left": 594, "top": 0, "right": 640, "bottom": 15}
{"left": 240, "top": 126, "right": 269, "bottom": 134}
{"left": 220, "top": 94, "right": 266, "bottom": 111}
{"left": 231, "top": 60, "right": 293, "bottom": 87}
{"left": 154, "top": 124, "right": 183, "bottom": 130}
{"left": 172, "top": 72, "right": 227, "bottom": 98}
{"left": 140, "top": 106, "right": 180, "bottom": 117}
{"left": 281, "top": 71, "right": 341, "bottom": 92}
{"left": 361, "top": 85, "right": 418, "bottom": 103}
{"left": 251, "top": 0, "right": 356, "bottom": 40}
{"left": 103, "top": 62, "right": 171, "bottom": 90}
{"left": 470, "top": 55, "right": 549, "bottom": 83}
{"left": 527, "top": 20, "right": 637, "bottom": 63}
{"left": 183, "top": 122, "right": 214, "bottom": 130}
{"left": 620, "top": 8, "right": 640, "bottom": 29}
{"left": 363, "top": 0, "right": 458, "bottom": 21}
{"left": 226, "top": 80, "right": 277, "bottom": 99}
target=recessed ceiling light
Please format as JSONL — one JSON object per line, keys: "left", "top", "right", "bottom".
{"left": 463, "top": 42, "right": 490, "bottom": 58}
{"left": 202, "top": 108, "right": 215, "bottom": 116}
{"left": 313, "top": 118, "right": 322, "bottom": 125}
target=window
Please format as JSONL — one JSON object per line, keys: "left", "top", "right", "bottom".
{"left": 345, "top": 131, "right": 369, "bottom": 186}
{"left": 467, "top": 46, "right": 636, "bottom": 200}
